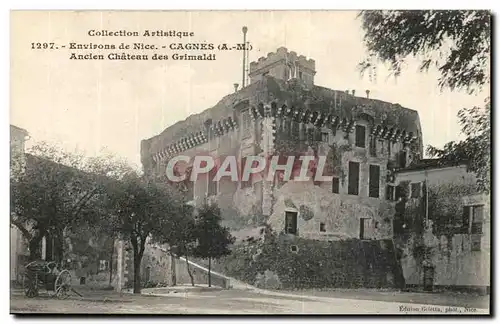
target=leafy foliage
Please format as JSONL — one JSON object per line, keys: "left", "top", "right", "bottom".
{"left": 359, "top": 10, "right": 491, "bottom": 93}
{"left": 427, "top": 98, "right": 491, "bottom": 192}
{"left": 105, "top": 174, "right": 186, "bottom": 293}
{"left": 426, "top": 183, "right": 477, "bottom": 237}
{"left": 10, "top": 142, "right": 129, "bottom": 261}
{"left": 193, "top": 203, "right": 235, "bottom": 259}
{"left": 192, "top": 202, "right": 235, "bottom": 287}
{"left": 153, "top": 203, "right": 197, "bottom": 286}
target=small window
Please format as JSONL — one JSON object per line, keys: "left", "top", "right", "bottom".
{"left": 315, "top": 130, "right": 322, "bottom": 142}
{"left": 285, "top": 211, "right": 298, "bottom": 235}
{"left": 471, "top": 205, "right": 484, "bottom": 234}
{"left": 461, "top": 206, "right": 471, "bottom": 234}
{"left": 471, "top": 234, "right": 482, "bottom": 251}
{"left": 299, "top": 71, "right": 303, "bottom": 79}
{"left": 241, "top": 110, "right": 251, "bottom": 133}
{"left": 322, "top": 132, "right": 329, "bottom": 143}
{"left": 399, "top": 150, "right": 407, "bottom": 168}
{"left": 386, "top": 185, "right": 395, "bottom": 201}
{"left": 332, "top": 177, "right": 340, "bottom": 194}
{"left": 355, "top": 125, "right": 366, "bottom": 148}
{"left": 411, "top": 182, "right": 421, "bottom": 198}
{"left": 290, "top": 245, "right": 299, "bottom": 253}
{"left": 319, "top": 223, "right": 326, "bottom": 232}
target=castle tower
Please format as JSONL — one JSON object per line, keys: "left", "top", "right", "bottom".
{"left": 248, "top": 47, "right": 316, "bottom": 88}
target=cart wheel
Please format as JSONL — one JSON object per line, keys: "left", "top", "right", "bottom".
{"left": 23, "top": 273, "right": 39, "bottom": 298}
{"left": 54, "top": 270, "right": 72, "bottom": 299}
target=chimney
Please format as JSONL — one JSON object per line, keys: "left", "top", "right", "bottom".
{"left": 352, "top": 90, "right": 356, "bottom": 96}
{"left": 366, "top": 89, "right": 370, "bottom": 98}
{"left": 234, "top": 83, "right": 239, "bottom": 93}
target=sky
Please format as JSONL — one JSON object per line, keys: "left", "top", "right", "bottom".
{"left": 10, "top": 10, "right": 489, "bottom": 169}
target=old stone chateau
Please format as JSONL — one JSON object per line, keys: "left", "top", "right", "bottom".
{"left": 137, "top": 47, "right": 489, "bottom": 292}
{"left": 141, "top": 47, "right": 422, "bottom": 240}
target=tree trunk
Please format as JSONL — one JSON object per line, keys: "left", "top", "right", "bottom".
{"left": 28, "top": 231, "right": 46, "bottom": 261}
{"left": 28, "top": 238, "right": 42, "bottom": 261}
{"left": 131, "top": 236, "right": 146, "bottom": 294}
{"left": 133, "top": 253, "right": 142, "bottom": 294}
{"left": 54, "top": 228, "right": 64, "bottom": 263}
{"left": 109, "top": 238, "right": 114, "bottom": 286}
{"left": 208, "top": 257, "right": 211, "bottom": 288}
{"left": 170, "top": 254, "right": 176, "bottom": 286}
{"left": 45, "top": 234, "right": 53, "bottom": 261}
{"left": 185, "top": 255, "right": 194, "bottom": 286}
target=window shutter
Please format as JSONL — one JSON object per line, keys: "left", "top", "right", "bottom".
{"left": 332, "top": 177, "right": 340, "bottom": 194}
{"left": 369, "top": 165, "right": 380, "bottom": 198}
{"left": 355, "top": 125, "right": 366, "bottom": 148}
{"left": 348, "top": 162, "right": 360, "bottom": 195}
{"left": 462, "top": 206, "right": 471, "bottom": 234}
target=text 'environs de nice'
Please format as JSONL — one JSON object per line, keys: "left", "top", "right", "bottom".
{"left": 88, "top": 30, "right": 195, "bottom": 39}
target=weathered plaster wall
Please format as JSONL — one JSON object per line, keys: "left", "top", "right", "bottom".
{"left": 139, "top": 243, "right": 173, "bottom": 285}
{"left": 402, "top": 232, "right": 490, "bottom": 287}
{"left": 395, "top": 166, "right": 490, "bottom": 289}
{"left": 269, "top": 181, "right": 394, "bottom": 240}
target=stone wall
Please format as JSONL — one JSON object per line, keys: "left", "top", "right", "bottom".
{"left": 401, "top": 233, "right": 490, "bottom": 288}
{"left": 174, "top": 257, "right": 230, "bottom": 288}
{"left": 211, "top": 234, "right": 404, "bottom": 289}
{"left": 395, "top": 166, "right": 490, "bottom": 290}
{"left": 269, "top": 181, "right": 394, "bottom": 240}
{"left": 118, "top": 240, "right": 230, "bottom": 290}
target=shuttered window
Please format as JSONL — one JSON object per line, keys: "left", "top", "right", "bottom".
{"left": 355, "top": 125, "right": 366, "bottom": 148}
{"left": 332, "top": 177, "right": 340, "bottom": 194}
{"left": 369, "top": 165, "right": 380, "bottom": 198}
{"left": 348, "top": 162, "right": 360, "bottom": 195}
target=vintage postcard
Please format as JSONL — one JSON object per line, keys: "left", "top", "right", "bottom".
{"left": 10, "top": 10, "right": 491, "bottom": 315}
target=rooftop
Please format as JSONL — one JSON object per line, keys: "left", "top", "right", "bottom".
{"left": 396, "top": 158, "right": 468, "bottom": 173}
{"left": 141, "top": 76, "right": 423, "bottom": 160}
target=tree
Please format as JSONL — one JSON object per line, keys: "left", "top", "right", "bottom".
{"left": 106, "top": 175, "right": 185, "bottom": 294}
{"left": 192, "top": 203, "right": 235, "bottom": 287}
{"left": 154, "top": 209, "right": 197, "bottom": 286}
{"left": 10, "top": 141, "right": 133, "bottom": 262}
{"left": 427, "top": 98, "right": 491, "bottom": 193}
{"left": 11, "top": 144, "right": 97, "bottom": 261}
{"left": 358, "top": 10, "right": 491, "bottom": 94}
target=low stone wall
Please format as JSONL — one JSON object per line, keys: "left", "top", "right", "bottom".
{"left": 211, "top": 234, "right": 404, "bottom": 290}
{"left": 174, "top": 257, "right": 230, "bottom": 288}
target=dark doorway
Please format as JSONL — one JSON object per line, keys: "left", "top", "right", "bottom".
{"left": 359, "top": 218, "right": 367, "bottom": 240}
{"left": 285, "top": 211, "right": 298, "bottom": 235}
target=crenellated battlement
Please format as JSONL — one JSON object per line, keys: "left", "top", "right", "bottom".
{"left": 249, "top": 47, "right": 316, "bottom": 75}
